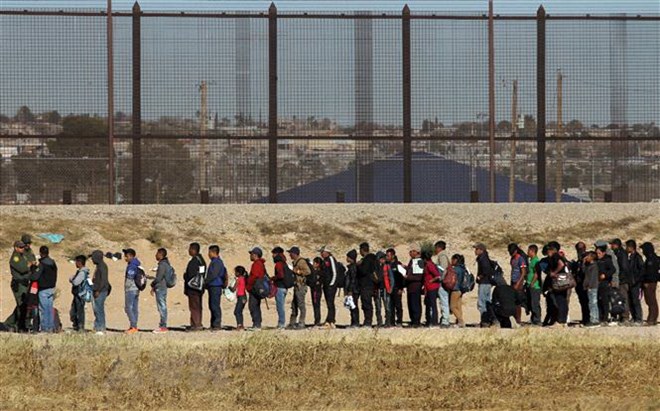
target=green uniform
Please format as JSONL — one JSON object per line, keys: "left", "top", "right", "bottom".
{"left": 526, "top": 256, "right": 541, "bottom": 290}
{"left": 4, "top": 251, "right": 31, "bottom": 331}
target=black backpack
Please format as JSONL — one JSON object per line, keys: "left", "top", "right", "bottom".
{"left": 334, "top": 261, "right": 346, "bottom": 288}
{"left": 283, "top": 264, "right": 296, "bottom": 289}
{"left": 490, "top": 259, "right": 505, "bottom": 285}
{"left": 610, "top": 289, "right": 627, "bottom": 316}
{"left": 134, "top": 266, "right": 147, "bottom": 291}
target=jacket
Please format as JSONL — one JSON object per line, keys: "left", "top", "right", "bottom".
{"left": 436, "top": 251, "right": 450, "bottom": 273}
{"left": 357, "top": 253, "right": 377, "bottom": 291}
{"left": 389, "top": 259, "right": 406, "bottom": 291}
{"left": 184, "top": 254, "right": 206, "bottom": 294}
{"left": 382, "top": 263, "right": 395, "bottom": 294}
{"left": 452, "top": 264, "right": 466, "bottom": 292}
{"left": 235, "top": 276, "right": 246, "bottom": 297}
{"left": 344, "top": 263, "right": 359, "bottom": 295}
{"left": 247, "top": 258, "right": 266, "bottom": 293}
{"left": 322, "top": 255, "right": 339, "bottom": 287}
{"left": 606, "top": 249, "right": 620, "bottom": 286}
{"left": 152, "top": 258, "right": 172, "bottom": 290}
{"left": 9, "top": 251, "right": 30, "bottom": 286}
{"left": 91, "top": 250, "right": 110, "bottom": 294}
{"left": 70, "top": 267, "right": 89, "bottom": 295}
{"left": 492, "top": 284, "right": 523, "bottom": 317}
{"left": 626, "top": 252, "right": 644, "bottom": 285}
{"left": 32, "top": 256, "right": 57, "bottom": 290}
{"left": 273, "top": 254, "right": 287, "bottom": 288}
{"left": 206, "top": 256, "right": 227, "bottom": 288}
{"left": 597, "top": 255, "right": 616, "bottom": 283}
{"left": 423, "top": 260, "right": 441, "bottom": 292}
{"left": 125, "top": 257, "right": 141, "bottom": 292}
{"left": 614, "top": 248, "right": 631, "bottom": 285}
{"left": 641, "top": 243, "right": 659, "bottom": 283}
{"left": 292, "top": 257, "right": 311, "bottom": 287}
{"left": 405, "top": 258, "right": 424, "bottom": 294}
{"left": 583, "top": 262, "right": 599, "bottom": 290}
{"left": 476, "top": 252, "right": 494, "bottom": 285}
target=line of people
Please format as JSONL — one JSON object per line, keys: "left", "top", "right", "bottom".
{"left": 3, "top": 234, "right": 659, "bottom": 334}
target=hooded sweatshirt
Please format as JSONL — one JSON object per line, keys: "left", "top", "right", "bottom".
{"left": 33, "top": 256, "right": 57, "bottom": 290}
{"left": 641, "top": 243, "right": 659, "bottom": 283}
{"left": 247, "top": 258, "right": 266, "bottom": 293}
{"left": 125, "top": 257, "right": 141, "bottom": 292}
{"left": 152, "top": 257, "right": 172, "bottom": 290}
{"left": 91, "top": 250, "right": 110, "bottom": 293}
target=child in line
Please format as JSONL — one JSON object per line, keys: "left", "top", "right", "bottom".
{"left": 232, "top": 266, "right": 248, "bottom": 331}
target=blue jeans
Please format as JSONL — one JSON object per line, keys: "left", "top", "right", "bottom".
{"left": 588, "top": 288, "right": 599, "bottom": 324}
{"left": 125, "top": 290, "right": 140, "bottom": 329}
{"left": 275, "top": 287, "right": 287, "bottom": 328}
{"left": 208, "top": 286, "right": 222, "bottom": 329}
{"left": 478, "top": 284, "right": 492, "bottom": 325}
{"left": 155, "top": 288, "right": 167, "bottom": 328}
{"left": 93, "top": 290, "right": 108, "bottom": 331}
{"left": 38, "top": 288, "right": 55, "bottom": 332}
{"left": 438, "top": 287, "right": 450, "bottom": 326}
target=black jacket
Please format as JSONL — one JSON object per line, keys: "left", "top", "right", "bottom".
{"left": 492, "top": 284, "right": 525, "bottom": 317}
{"left": 597, "top": 255, "right": 616, "bottom": 282}
{"left": 344, "top": 263, "right": 359, "bottom": 295}
{"left": 184, "top": 254, "right": 206, "bottom": 294}
{"left": 476, "top": 252, "right": 494, "bottom": 285}
{"left": 390, "top": 259, "right": 406, "bottom": 290}
{"left": 357, "top": 253, "right": 377, "bottom": 291}
{"left": 33, "top": 256, "right": 57, "bottom": 290}
{"left": 641, "top": 253, "right": 659, "bottom": 283}
{"left": 614, "top": 248, "right": 631, "bottom": 285}
{"left": 626, "top": 252, "right": 644, "bottom": 285}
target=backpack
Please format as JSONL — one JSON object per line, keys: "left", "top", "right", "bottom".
{"left": 165, "top": 264, "right": 177, "bottom": 289}
{"left": 283, "top": 264, "right": 296, "bottom": 289}
{"left": 187, "top": 257, "right": 206, "bottom": 291}
{"left": 302, "top": 259, "right": 317, "bottom": 288}
{"left": 78, "top": 276, "right": 94, "bottom": 303}
{"left": 610, "top": 288, "right": 627, "bottom": 316}
{"left": 460, "top": 266, "right": 476, "bottom": 293}
{"left": 442, "top": 265, "right": 458, "bottom": 291}
{"left": 490, "top": 259, "right": 505, "bottom": 285}
{"left": 334, "top": 261, "right": 346, "bottom": 288}
{"left": 134, "top": 266, "right": 147, "bottom": 291}
{"left": 253, "top": 275, "right": 272, "bottom": 299}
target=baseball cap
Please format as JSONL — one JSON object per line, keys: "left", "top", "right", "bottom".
{"left": 20, "top": 234, "right": 31, "bottom": 244}
{"left": 594, "top": 240, "right": 608, "bottom": 248}
{"left": 249, "top": 247, "right": 263, "bottom": 257}
{"left": 408, "top": 243, "right": 421, "bottom": 252}
{"left": 14, "top": 240, "right": 26, "bottom": 248}
{"left": 473, "top": 243, "right": 487, "bottom": 251}
{"left": 122, "top": 248, "right": 136, "bottom": 256}
{"left": 271, "top": 246, "right": 284, "bottom": 254}
{"left": 318, "top": 245, "right": 332, "bottom": 254}
{"left": 287, "top": 246, "right": 301, "bottom": 255}
{"left": 375, "top": 251, "right": 386, "bottom": 260}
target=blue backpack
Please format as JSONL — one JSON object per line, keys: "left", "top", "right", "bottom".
{"left": 78, "top": 271, "right": 94, "bottom": 303}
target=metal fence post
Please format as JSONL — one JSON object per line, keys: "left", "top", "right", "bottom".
{"left": 107, "top": 0, "right": 115, "bottom": 204}
{"left": 268, "top": 3, "right": 278, "bottom": 203}
{"left": 402, "top": 5, "right": 412, "bottom": 203}
{"left": 132, "top": 1, "right": 142, "bottom": 204}
{"left": 536, "top": 5, "right": 547, "bottom": 202}
{"left": 488, "top": 0, "right": 496, "bottom": 203}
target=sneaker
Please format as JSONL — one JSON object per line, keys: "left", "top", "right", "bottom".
{"left": 607, "top": 321, "right": 618, "bottom": 327}
{"left": 152, "top": 327, "right": 168, "bottom": 334}
{"left": 294, "top": 323, "right": 306, "bottom": 330}
{"left": 95, "top": 331, "right": 105, "bottom": 336}
{"left": 585, "top": 323, "right": 600, "bottom": 328}
{"left": 236, "top": 325, "right": 244, "bottom": 331}
{"left": 125, "top": 327, "right": 139, "bottom": 334}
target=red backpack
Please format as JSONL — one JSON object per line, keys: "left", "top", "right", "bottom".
{"left": 442, "top": 265, "right": 457, "bottom": 291}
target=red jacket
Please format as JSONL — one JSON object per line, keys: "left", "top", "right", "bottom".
{"left": 247, "top": 258, "right": 266, "bottom": 292}
{"left": 423, "top": 260, "right": 441, "bottom": 292}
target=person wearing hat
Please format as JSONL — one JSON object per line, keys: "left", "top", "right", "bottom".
{"left": 3, "top": 240, "right": 34, "bottom": 331}
{"left": 595, "top": 240, "right": 620, "bottom": 289}
{"left": 21, "top": 234, "right": 37, "bottom": 266}
{"left": 474, "top": 243, "right": 495, "bottom": 327}
{"left": 246, "top": 247, "right": 266, "bottom": 329}
{"left": 288, "top": 246, "right": 311, "bottom": 330}
{"left": 405, "top": 244, "right": 424, "bottom": 327}
{"left": 357, "top": 242, "right": 377, "bottom": 327}
{"left": 344, "top": 249, "right": 360, "bottom": 327}
{"left": 319, "top": 246, "right": 342, "bottom": 329}
{"left": 271, "top": 246, "right": 289, "bottom": 329}
{"left": 122, "top": 248, "right": 142, "bottom": 334}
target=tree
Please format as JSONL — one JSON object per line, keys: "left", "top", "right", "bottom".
{"left": 497, "top": 120, "right": 512, "bottom": 133}
{"left": 42, "top": 110, "right": 61, "bottom": 125}
{"left": 15, "top": 106, "right": 35, "bottom": 123}
{"left": 566, "top": 119, "right": 583, "bottom": 134}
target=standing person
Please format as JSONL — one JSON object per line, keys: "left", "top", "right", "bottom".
{"left": 526, "top": 244, "right": 542, "bottom": 326}
{"left": 422, "top": 248, "right": 441, "bottom": 327}
{"left": 405, "top": 244, "right": 424, "bottom": 327}
{"left": 582, "top": 251, "right": 600, "bottom": 327}
{"left": 206, "top": 245, "right": 227, "bottom": 331}
{"left": 377, "top": 252, "right": 395, "bottom": 327}
{"left": 610, "top": 239, "right": 632, "bottom": 324}
{"left": 640, "top": 242, "right": 659, "bottom": 326}
{"left": 474, "top": 243, "right": 495, "bottom": 328}
{"left": 596, "top": 243, "right": 616, "bottom": 325}
{"left": 357, "top": 243, "right": 377, "bottom": 327}
{"left": 320, "top": 246, "right": 340, "bottom": 329}
{"left": 547, "top": 242, "right": 569, "bottom": 327}
{"left": 91, "top": 250, "right": 110, "bottom": 335}
{"left": 344, "top": 249, "right": 360, "bottom": 327}
{"left": 21, "top": 234, "right": 37, "bottom": 267}
{"left": 271, "top": 246, "right": 288, "bottom": 329}
{"left": 625, "top": 240, "right": 644, "bottom": 325}
{"left": 434, "top": 241, "right": 451, "bottom": 328}
{"left": 246, "top": 247, "right": 266, "bottom": 330}
{"left": 572, "top": 242, "right": 590, "bottom": 325}
{"left": 373, "top": 251, "right": 386, "bottom": 327}
{"left": 310, "top": 257, "right": 324, "bottom": 327}
{"left": 4, "top": 240, "right": 33, "bottom": 332}
{"left": 69, "top": 255, "right": 89, "bottom": 332}
{"left": 122, "top": 249, "right": 141, "bottom": 334}
{"left": 449, "top": 254, "right": 466, "bottom": 327}
{"left": 288, "top": 247, "right": 311, "bottom": 330}
{"left": 32, "top": 246, "right": 57, "bottom": 333}
{"left": 508, "top": 243, "right": 527, "bottom": 325}
{"left": 540, "top": 245, "right": 557, "bottom": 326}
{"left": 386, "top": 248, "right": 405, "bottom": 327}
{"left": 183, "top": 243, "right": 206, "bottom": 331}
{"left": 150, "top": 248, "right": 172, "bottom": 333}
{"left": 232, "top": 266, "right": 248, "bottom": 330}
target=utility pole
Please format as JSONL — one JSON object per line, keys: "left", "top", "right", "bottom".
{"left": 508, "top": 79, "right": 517, "bottom": 202}
{"left": 199, "top": 81, "right": 208, "bottom": 193}
{"left": 107, "top": 0, "right": 115, "bottom": 204}
{"left": 488, "top": 0, "right": 496, "bottom": 202}
{"left": 556, "top": 69, "right": 563, "bottom": 202}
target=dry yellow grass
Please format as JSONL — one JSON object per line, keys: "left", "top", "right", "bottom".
{"left": 1, "top": 330, "right": 660, "bottom": 410}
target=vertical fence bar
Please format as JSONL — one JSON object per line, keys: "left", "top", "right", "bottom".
{"left": 536, "top": 6, "right": 547, "bottom": 202}
{"left": 268, "top": 3, "right": 278, "bottom": 203}
{"left": 132, "top": 1, "right": 142, "bottom": 204}
{"left": 402, "top": 5, "right": 412, "bottom": 203}
{"left": 107, "top": 0, "right": 115, "bottom": 204}
{"left": 488, "top": 0, "right": 496, "bottom": 203}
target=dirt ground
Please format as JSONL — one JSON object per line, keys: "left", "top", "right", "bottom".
{"left": 0, "top": 203, "right": 658, "bottom": 331}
